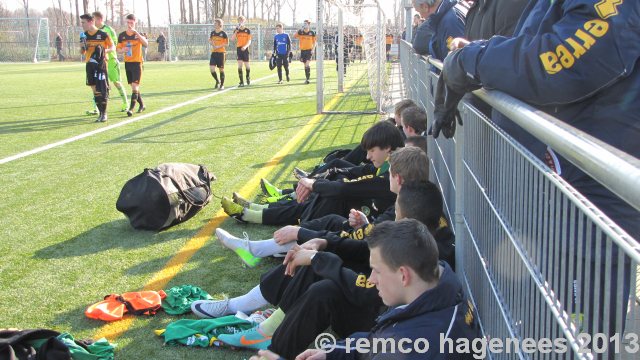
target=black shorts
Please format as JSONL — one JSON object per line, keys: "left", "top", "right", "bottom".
{"left": 300, "top": 49, "right": 313, "bottom": 62}
{"left": 236, "top": 47, "right": 250, "bottom": 62}
{"left": 85, "top": 63, "right": 96, "bottom": 86}
{"left": 355, "top": 45, "right": 363, "bottom": 52}
{"left": 125, "top": 62, "right": 143, "bottom": 84}
{"left": 386, "top": 44, "right": 391, "bottom": 52}
{"left": 276, "top": 54, "right": 289, "bottom": 67}
{"left": 209, "top": 52, "right": 226, "bottom": 68}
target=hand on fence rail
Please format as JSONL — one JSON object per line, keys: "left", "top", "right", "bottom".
{"left": 429, "top": 50, "right": 480, "bottom": 139}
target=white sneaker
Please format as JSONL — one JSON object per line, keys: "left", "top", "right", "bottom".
{"left": 216, "top": 228, "right": 252, "bottom": 254}
{"left": 191, "top": 298, "right": 231, "bottom": 318}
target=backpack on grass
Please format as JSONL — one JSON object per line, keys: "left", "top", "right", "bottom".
{"left": 116, "top": 163, "right": 216, "bottom": 231}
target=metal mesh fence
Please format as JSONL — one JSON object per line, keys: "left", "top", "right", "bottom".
{"left": 0, "top": 18, "right": 50, "bottom": 62}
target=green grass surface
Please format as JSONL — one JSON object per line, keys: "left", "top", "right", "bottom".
{"left": 0, "top": 60, "right": 379, "bottom": 359}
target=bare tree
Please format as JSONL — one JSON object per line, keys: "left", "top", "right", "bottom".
{"left": 196, "top": 0, "right": 200, "bottom": 23}
{"left": 212, "top": 0, "right": 226, "bottom": 18}
{"left": 82, "top": 0, "right": 88, "bottom": 14}
{"left": 118, "top": 0, "right": 123, "bottom": 25}
{"left": 21, "top": 0, "right": 29, "bottom": 18}
{"left": 285, "top": 0, "right": 297, "bottom": 25}
{"left": 167, "top": 0, "right": 172, "bottom": 24}
{"left": 145, "top": 0, "right": 151, "bottom": 32}
{"left": 188, "top": 0, "right": 194, "bottom": 23}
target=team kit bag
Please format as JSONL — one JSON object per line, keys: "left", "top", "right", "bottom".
{"left": 116, "top": 163, "right": 216, "bottom": 231}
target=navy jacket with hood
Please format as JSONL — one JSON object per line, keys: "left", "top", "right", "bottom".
{"left": 325, "top": 261, "right": 480, "bottom": 360}
{"left": 453, "top": 0, "right": 640, "bottom": 238}
{"left": 413, "top": 0, "right": 468, "bottom": 60}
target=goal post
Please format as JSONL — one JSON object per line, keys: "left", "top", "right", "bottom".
{"left": 315, "top": 0, "right": 391, "bottom": 115}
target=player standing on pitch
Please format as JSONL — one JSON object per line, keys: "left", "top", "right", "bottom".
{"left": 93, "top": 11, "right": 128, "bottom": 113}
{"left": 80, "top": 13, "right": 115, "bottom": 122}
{"left": 209, "top": 18, "right": 229, "bottom": 90}
{"left": 293, "top": 20, "right": 316, "bottom": 84}
{"left": 117, "top": 14, "right": 148, "bottom": 117}
{"left": 273, "top": 23, "right": 291, "bottom": 84}
{"left": 230, "top": 15, "right": 252, "bottom": 87}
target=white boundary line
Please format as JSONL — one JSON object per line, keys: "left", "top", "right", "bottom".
{"left": 0, "top": 73, "right": 277, "bottom": 165}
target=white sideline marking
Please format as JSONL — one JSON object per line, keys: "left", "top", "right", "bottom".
{"left": 0, "top": 73, "right": 277, "bottom": 165}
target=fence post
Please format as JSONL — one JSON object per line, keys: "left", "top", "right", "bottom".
{"left": 454, "top": 106, "right": 466, "bottom": 285}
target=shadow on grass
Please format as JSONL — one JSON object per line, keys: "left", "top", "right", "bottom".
{"left": 33, "top": 219, "right": 196, "bottom": 259}
{"left": 0, "top": 115, "right": 98, "bottom": 134}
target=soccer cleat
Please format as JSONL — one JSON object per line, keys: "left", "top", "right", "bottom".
{"left": 218, "top": 326, "right": 272, "bottom": 350}
{"left": 100, "top": 113, "right": 108, "bottom": 122}
{"left": 277, "top": 80, "right": 283, "bottom": 84}
{"left": 246, "top": 78, "right": 250, "bottom": 85}
{"left": 260, "top": 178, "right": 281, "bottom": 197}
{"left": 304, "top": 80, "right": 310, "bottom": 84}
{"left": 215, "top": 228, "right": 261, "bottom": 268}
{"left": 126, "top": 110, "right": 133, "bottom": 117}
{"left": 263, "top": 193, "right": 293, "bottom": 204}
{"left": 191, "top": 298, "right": 231, "bottom": 319}
{"left": 239, "top": 83, "right": 245, "bottom": 87}
{"left": 137, "top": 106, "right": 146, "bottom": 113}
{"left": 214, "top": 82, "right": 219, "bottom": 90}
{"left": 232, "top": 192, "right": 251, "bottom": 208}
{"left": 293, "top": 167, "right": 309, "bottom": 180}
{"left": 120, "top": 103, "right": 128, "bottom": 112}
{"left": 219, "top": 85, "right": 225, "bottom": 90}
{"left": 86, "top": 109, "right": 99, "bottom": 116}
{"left": 221, "top": 197, "right": 247, "bottom": 223}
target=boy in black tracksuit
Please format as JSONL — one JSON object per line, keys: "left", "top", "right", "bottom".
{"left": 213, "top": 181, "right": 450, "bottom": 358}
{"left": 221, "top": 121, "right": 404, "bottom": 225}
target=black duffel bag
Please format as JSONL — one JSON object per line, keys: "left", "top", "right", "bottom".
{"left": 116, "top": 163, "right": 216, "bottom": 231}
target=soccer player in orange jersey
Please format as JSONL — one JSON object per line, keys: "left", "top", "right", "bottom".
{"left": 80, "top": 13, "right": 115, "bottom": 122}
{"left": 230, "top": 15, "right": 252, "bottom": 87}
{"left": 293, "top": 20, "right": 316, "bottom": 84}
{"left": 116, "top": 14, "right": 148, "bottom": 117}
{"left": 209, "top": 18, "right": 229, "bottom": 90}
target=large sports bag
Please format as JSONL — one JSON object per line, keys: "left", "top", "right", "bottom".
{"left": 116, "top": 163, "right": 216, "bottom": 231}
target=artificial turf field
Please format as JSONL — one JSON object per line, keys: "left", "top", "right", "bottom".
{"left": 0, "top": 60, "right": 380, "bottom": 359}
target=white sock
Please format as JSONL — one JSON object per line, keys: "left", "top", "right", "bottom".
{"left": 249, "top": 239, "right": 295, "bottom": 257}
{"left": 228, "top": 285, "right": 269, "bottom": 314}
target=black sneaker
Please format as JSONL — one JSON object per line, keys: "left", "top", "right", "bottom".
{"left": 239, "top": 83, "right": 245, "bottom": 87}
{"left": 126, "top": 110, "right": 133, "bottom": 117}
{"left": 305, "top": 80, "right": 310, "bottom": 84}
{"left": 137, "top": 106, "right": 146, "bottom": 113}
{"left": 246, "top": 78, "right": 250, "bottom": 86}
{"left": 214, "top": 83, "right": 219, "bottom": 90}
{"left": 277, "top": 80, "right": 283, "bottom": 84}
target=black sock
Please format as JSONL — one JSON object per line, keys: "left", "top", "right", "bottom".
{"left": 95, "top": 95, "right": 106, "bottom": 114}
{"left": 305, "top": 67, "right": 310, "bottom": 80}
{"left": 129, "top": 92, "right": 138, "bottom": 111}
{"left": 277, "top": 66, "right": 282, "bottom": 81}
{"left": 211, "top": 71, "right": 219, "bottom": 84}
{"left": 137, "top": 93, "right": 144, "bottom": 108}
{"left": 246, "top": 69, "right": 250, "bottom": 82}
{"left": 238, "top": 69, "right": 243, "bottom": 83}
{"left": 285, "top": 65, "right": 290, "bottom": 78}
{"left": 220, "top": 72, "right": 225, "bottom": 86}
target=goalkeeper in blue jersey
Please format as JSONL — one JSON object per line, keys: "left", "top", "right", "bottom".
{"left": 273, "top": 23, "right": 291, "bottom": 84}
{"left": 92, "top": 11, "right": 128, "bottom": 113}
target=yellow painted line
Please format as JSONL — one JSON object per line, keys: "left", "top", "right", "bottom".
{"left": 93, "top": 91, "right": 349, "bottom": 341}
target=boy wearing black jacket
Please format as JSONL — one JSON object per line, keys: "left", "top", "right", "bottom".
{"left": 221, "top": 121, "right": 404, "bottom": 226}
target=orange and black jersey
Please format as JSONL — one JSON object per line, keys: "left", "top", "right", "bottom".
{"left": 385, "top": 34, "right": 394, "bottom": 45}
{"left": 355, "top": 35, "right": 364, "bottom": 46}
{"left": 209, "top": 30, "right": 228, "bottom": 53}
{"left": 82, "top": 30, "right": 113, "bottom": 62}
{"left": 233, "top": 27, "right": 251, "bottom": 48}
{"left": 294, "top": 29, "right": 316, "bottom": 50}
{"left": 117, "top": 31, "right": 144, "bottom": 62}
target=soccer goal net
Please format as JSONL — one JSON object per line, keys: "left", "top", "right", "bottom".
{"left": 0, "top": 18, "right": 50, "bottom": 62}
{"left": 315, "top": 0, "right": 391, "bottom": 114}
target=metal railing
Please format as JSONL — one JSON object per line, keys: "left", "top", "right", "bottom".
{"left": 399, "top": 40, "right": 640, "bottom": 359}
